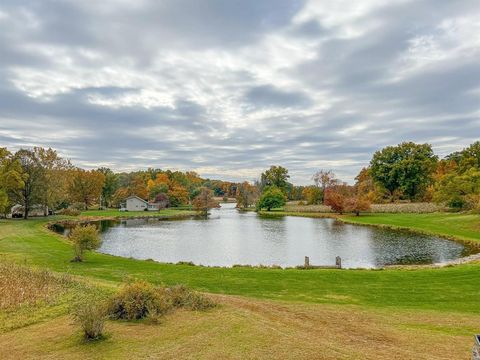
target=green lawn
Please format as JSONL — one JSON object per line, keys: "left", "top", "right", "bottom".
{"left": 2, "top": 211, "right": 480, "bottom": 359}
{"left": 260, "top": 210, "right": 480, "bottom": 244}
{"left": 1, "top": 212, "right": 480, "bottom": 314}
{"left": 342, "top": 213, "right": 480, "bottom": 244}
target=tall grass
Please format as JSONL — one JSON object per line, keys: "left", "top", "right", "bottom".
{"left": 285, "top": 202, "right": 445, "bottom": 214}
{"left": 0, "top": 262, "right": 69, "bottom": 310}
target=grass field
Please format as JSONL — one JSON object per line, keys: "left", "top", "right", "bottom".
{"left": 0, "top": 209, "right": 479, "bottom": 359}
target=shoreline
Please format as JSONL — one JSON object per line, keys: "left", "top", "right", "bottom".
{"left": 45, "top": 208, "right": 480, "bottom": 270}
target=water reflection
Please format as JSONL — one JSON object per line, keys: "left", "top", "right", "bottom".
{"left": 52, "top": 203, "right": 474, "bottom": 268}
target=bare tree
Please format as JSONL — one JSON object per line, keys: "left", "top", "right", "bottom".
{"left": 312, "top": 170, "right": 338, "bottom": 204}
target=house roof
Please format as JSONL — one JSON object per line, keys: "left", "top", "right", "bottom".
{"left": 126, "top": 195, "right": 147, "bottom": 204}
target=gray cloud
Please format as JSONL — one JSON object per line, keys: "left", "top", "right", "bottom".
{"left": 0, "top": 0, "right": 479, "bottom": 184}
{"left": 244, "top": 85, "right": 313, "bottom": 109}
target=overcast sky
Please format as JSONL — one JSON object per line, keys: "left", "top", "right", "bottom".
{"left": 1, "top": 0, "right": 479, "bottom": 184}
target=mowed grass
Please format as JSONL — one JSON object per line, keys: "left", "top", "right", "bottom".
{"left": 260, "top": 210, "right": 480, "bottom": 244}
{"left": 0, "top": 215, "right": 480, "bottom": 314}
{"left": 1, "top": 211, "right": 480, "bottom": 359}
{"left": 1, "top": 295, "right": 479, "bottom": 360}
{"left": 342, "top": 213, "right": 480, "bottom": 243}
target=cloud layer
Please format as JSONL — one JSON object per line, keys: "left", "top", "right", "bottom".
{"left": 1, "top": 0, "right": 479, "bottom": 183}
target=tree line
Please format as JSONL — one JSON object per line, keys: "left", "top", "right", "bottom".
{"left": 0, "top": 147, "right": 239, "bottom": 218}
{"left": 1, "top": 141, "right": 478, "bottom": 218}
{"left": 254, "top": 141, "right": 480, "bottom": 214}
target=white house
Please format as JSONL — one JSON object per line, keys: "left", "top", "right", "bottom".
{"left": 124, "top": 196, "right": 164, "bottom": 211}
{"left": 125, "top": 196, "right": 147, "bottom": 211}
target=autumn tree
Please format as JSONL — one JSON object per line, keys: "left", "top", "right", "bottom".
{"left": 154, "top": 192, "right": 170, "bottom": 209}
{"left": 370, "top": 142, "right": 438, "bottom": 201}
{"left": 35, "top": 147, "right": 72, "bottom": 215}
{"left": 192, "top": 187, "right": 220, "bottom": 215}
{"left": 97, "top": 167, "right": 118, "bottom": 208}
{"left": 129, "top": 174, "right": 149, "bottom": 200}
{"left": 324, "top": 190, "right": 346, "bottom": 214}
{"left": 68, "top": 169, "right": 105, "bottom": 210}
{"left": 11, "top": 149, "right": 46, "bottom": 219}
{"left": 345, "top": 196, "right": 371, "bottom": 216}
{"left": 146, "top": 173, "right": 169, "bottom": 199}
{"left": 434, "top": 167, "right": 480, "bottom": 210}
{"left": 168, "top": 181, "right": 189, "bottom": 206}
{"left": 260, "top": 166, "right": 290, "bottom": 192}
{"left": 0, "top": 148, "right": 24, "bottom": 217}
{"left": 312, "top": 170, "right": 338, "bottom": 204}
{"left": 302, "top": 186, "right": 322, "bottom": 205}
{"left": 235, "top": 182, "right": 259, "bottom": 209}
{"left": 256, "top": 186, "right": 286, "bottom": 211}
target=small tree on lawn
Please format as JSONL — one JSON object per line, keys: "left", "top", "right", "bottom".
{"left": 345, "top": 196, "right": 371, "bottom": 216}
{"left": 192, "top": 187, "right": 220, "bottom": 215}
{"left": 70, "top": 225, "right": 101, "bottom": 262}
{"left": 324, "top": 190, "right": 346, "bottom": 214}
{"left": 256, "top": 186, "right": 286, "bottom": 211}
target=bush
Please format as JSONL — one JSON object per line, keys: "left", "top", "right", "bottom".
{"left": 107, "top": 281, "right": 216, "bottom": 322}
{"left": 447, "top": 196, "right": 466, "bottom": 210}
{"left": 108, "top": 281, "right": 169, "bottom": 321}
{"left": 71, "top": 291, "right": 107, "bottom": 340}
{"left": 166, "top": 285, "right": 216, "bottom": 311}
{"left": 56, "top": 208, "right": 81, "bottom": 216}
{"left": 69, "top": 225, "right": 101, "bottom": 262}
{"left": 257, "top": 186, "right": 286, "bottom": 211}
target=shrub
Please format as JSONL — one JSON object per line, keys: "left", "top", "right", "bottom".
{"left": 71, "top": 291, "right": 107, "bottom": 340}
{"left": 166, "top": 285, "right": 216, "bottom": 311}
{"left": 56, "top": 208, "right": 81, "bottom": 216}
{"left": 257, "top": 186, "right": 286, "bottom": 211}
{"left": 107, "top": 281, "right": 216, "bottom": 322}
{"left": 69, "top": 225, "right": 101, "bottom": 262}
{"left": 107, "top": 280, "right": 169, "bottom": 320}
{"left": 447, "top": 196, "right": 466, "bottom": 211}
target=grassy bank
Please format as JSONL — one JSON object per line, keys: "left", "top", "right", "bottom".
{"left": 259, "top": 209, "right": 480, "bottom": 244}
{"left": 1, "top": 215, "right": 480, "bottom": 314}
{"left": 341, "top": 213, "right": 480, "bottom": 244}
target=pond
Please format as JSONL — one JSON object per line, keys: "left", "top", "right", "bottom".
{"left": 53, "top": 203, "right": 475, "bottom": 268}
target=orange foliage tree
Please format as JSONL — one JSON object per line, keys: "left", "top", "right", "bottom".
{"left": 68, "top": 169, "right": 105, "bottom": 210}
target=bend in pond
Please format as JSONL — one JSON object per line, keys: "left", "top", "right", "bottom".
{"left": 53, "top": 203, "right": 475, "bottom": 268}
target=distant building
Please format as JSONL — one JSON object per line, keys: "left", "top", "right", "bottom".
{"left": 124, "top": 195, "right": 166, "bottom": 212}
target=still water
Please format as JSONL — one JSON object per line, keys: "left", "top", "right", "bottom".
{"left": 54, "top": 203, "right": 472, "bottom": 268}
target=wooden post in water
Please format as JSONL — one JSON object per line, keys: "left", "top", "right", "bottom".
{"left": 335, "top": 256, "right": 342, "bottom": 269}
{"left": 304, "top": 256, "right": 310, "bottom": 268}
